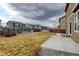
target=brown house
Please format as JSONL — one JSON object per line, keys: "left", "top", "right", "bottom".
{"left": 59, "top": 15, "right": 66, "bottom": 29}
{"left": 65, "top": 3, "right": 79, "bottom": 43}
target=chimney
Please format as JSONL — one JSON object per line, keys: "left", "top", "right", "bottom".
{"left": 0, "top": 20, "right": 1, "bottom": 26}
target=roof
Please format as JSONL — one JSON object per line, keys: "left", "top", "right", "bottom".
{"left": 72, "top": 3, "right": 79, "bottom": 12}
{"left": 59, "top": 15, "right": 66, "bottom": 20}
{"left": 65, "top": 3, "right": 69, "bottom": 12}
{"left": 7, "top": 21, "right": 25, "bottom": 25}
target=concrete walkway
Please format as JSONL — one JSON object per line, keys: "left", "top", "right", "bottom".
{"left": 39, "top": 33, "right": 79, "bottom": 56}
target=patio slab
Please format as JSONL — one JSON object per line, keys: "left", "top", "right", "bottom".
{"left": 41, "top": 33, "right": 79, "bottom": 55}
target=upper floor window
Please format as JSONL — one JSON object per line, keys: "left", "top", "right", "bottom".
{"left": 75, "top": 9, "right": 79, "bottom": 31}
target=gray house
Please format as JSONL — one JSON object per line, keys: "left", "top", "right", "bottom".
{"left": 25, "top": 23, "right": 34, "bottom": 32}
{"left": 7, "top": 21, "right": 26, "bottom": 33}
{"left": 0, "top": 20, "right": 3, "bottom": 35}
{"left": 33, "top": 24, "right": 49, "bottom": 32}
{"left": 7, "top": 21, "right": 49, "bottom": 33}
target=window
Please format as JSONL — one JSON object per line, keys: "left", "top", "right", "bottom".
{"left": 75, "top": 10, "right": 79, "bottom": 31}
{"left": 15, "top": 23, "right": 18, "bottom": 26}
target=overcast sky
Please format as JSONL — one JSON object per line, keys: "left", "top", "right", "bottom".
{"left": 0, "top": 3, "right": 65, "bottom": 28}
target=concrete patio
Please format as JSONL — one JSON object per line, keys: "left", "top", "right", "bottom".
{"left": 39, "top": 33, "right": 79, "bottom": 56}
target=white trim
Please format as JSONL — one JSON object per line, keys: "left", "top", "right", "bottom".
{"left": 71, "top": 3, "right": 79, "bottom": 12}
{"left": 67, "top": 13, "right": 74, "bottom": 34}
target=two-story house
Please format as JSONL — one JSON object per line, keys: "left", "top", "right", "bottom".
{"left": 7, "top": 21, "right": 26, "bottom": 33}
{"left": 65, "top": 3, "right": 79, "bottom": 43}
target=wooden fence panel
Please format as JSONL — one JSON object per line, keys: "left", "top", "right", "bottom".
{"left": 49, "top": 28, "right": 66, "bottom": 33}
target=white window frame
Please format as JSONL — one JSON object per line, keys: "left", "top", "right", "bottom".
{"left": 75, "top": 9, "right": 79, "bottom": 32}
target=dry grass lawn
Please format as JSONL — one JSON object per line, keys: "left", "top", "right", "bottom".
{"left": 0, "top": 32, "right": 52, "bottom": 56}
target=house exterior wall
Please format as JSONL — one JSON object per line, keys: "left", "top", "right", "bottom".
{"left": 71, "top": 8, "right": 79, "bottom": 43}
{"left": 65, "top": 3, "right": 79, "bottom": 43}
{"left": 0, "top": 20, "right": 2, "bottom": 32}
{"left": 66, "top": 3, "right": 76, "bottom": 34}
{"left": 66, "top": 3, "right": 76, "bottom": 19}
{"left": 0, "top": 26, "right": 3, "bottom": 31}
{"left": 7, "top": 21, "right": 26, "bottom": 30}
{"left": 59, "top": 16, "right": 66, "bottom": 29}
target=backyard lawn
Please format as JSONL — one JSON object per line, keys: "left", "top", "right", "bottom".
{"left": 0, "top": 32, "right": 52, "bottom": 56}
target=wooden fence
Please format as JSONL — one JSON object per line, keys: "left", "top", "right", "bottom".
{"left": 49, "top": 28, "right": 66, "bottom": 33}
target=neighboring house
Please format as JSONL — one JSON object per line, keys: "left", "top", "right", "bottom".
{"left": 29, "top": 24, "right": 49, "bottom": 32}
{"left": 65, "top": 3, "right": 79, "bottom": 43}
{"left": 25, "top": 23, "right": 34, "bottom": 32}
{"left": 0, "top": 26, "right": 3, "bottom": 35}
{"left": 41, "top": 26, "right": 49, "bottom": 32}
{"left": 0, "top": 26, "right": 2, "bottom": 31}
{"left": 7, "top": 21, "right": 49, "bottom": 32}
{"left": 0, "top": 20, "right": 2, "bottom": 31}
{"left": 25, "top": 23, "right": 43, "bottom": 32}
{"left": 33, "top": 25, "right": 42, "bottom": 32}
{"left": 33, "top": 25, "right": 41, "bottom": 30}
{"left": 0, "top": 20, "right": 3, "bottom": 35}
{"left": 59, "top": 15, "right": 66, "bottom": 29}
{"left": 7, "top": 21, "right": 26, "bottom": 33}
{"left": 26, "top": 23, "right": 33, "bottom": 29}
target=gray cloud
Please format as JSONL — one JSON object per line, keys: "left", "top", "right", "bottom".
{"left": 9, "top": 3, "right": 65, "bottom": 20}
{"left": 8, "top": 3, "right": 65, "bottom": 27}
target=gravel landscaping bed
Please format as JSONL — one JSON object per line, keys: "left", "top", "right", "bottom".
{"left": 38, "top": 48, "right": 79, "bottom": 56}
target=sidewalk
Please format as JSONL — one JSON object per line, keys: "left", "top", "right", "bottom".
{"left": 39, "top": 33, "right": 79, "bottom": 56}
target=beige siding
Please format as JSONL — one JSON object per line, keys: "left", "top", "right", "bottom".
{"left": 68, "top": 13, "right": 75, "bottom": 34}
{"left": 66, "top": 3, "right": 76, "bottom": 19}
{"left": 71, "top": 10, "right": 79, "bottom": 43}
{"left": 59, "top": 16, "right": 66, "bottom": 29}
{"left": 71, "top": 32, "right": 79, "bottom": 43}
{"left": 65, "top": 3, "right": 79, "bottom": 43}
{"left": 66, "top": 4, "right": 76, "bottom": 34}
